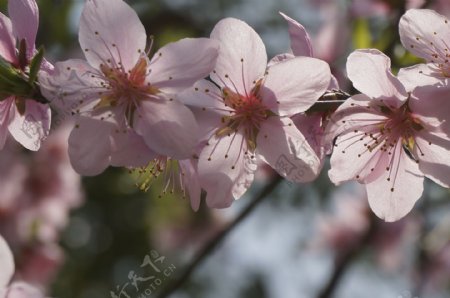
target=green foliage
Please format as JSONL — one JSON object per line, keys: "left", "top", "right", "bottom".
{"left": 353, "top": 18, "right": 372, "bottom": 49}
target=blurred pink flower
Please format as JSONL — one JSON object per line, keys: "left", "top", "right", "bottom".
{"left": 314, "top": 186, "right": 420, "bottom": 272}
{"left": 0, "top": 235, "right": 44, "bottom": 298}
{"left": 40, "top": 0, "right": 219, "bottom": 175}
{"left": 0, "top": 0, "right": 51, "bottom": 151}
{"left": 350, "top": 0, "right": 391, "bottom": 18}
{"left": 313, "top": 7, "right": 350, "bottom": 68}
{"left": 179, "top": 18, "right": 330, "bottom": 208}
{"left": 327, "top": 49, "right": 450, "bottom": 221}
{"left": 314, "top": 186, "right": 370, "bottom": 252}
{"left": 279, "top": 12, "right": 339, "bottom": 89}
{"left": 432, "top": 0, "right": 450, "bottom": 16}
{"left": 15, "top": 244, "right": 63, "bottom": 288}
{"left": 0, "top": 123, "right": 83, "bottom": 289}
{"left": 425, "top": 243, "right": 450, "bottom": 292}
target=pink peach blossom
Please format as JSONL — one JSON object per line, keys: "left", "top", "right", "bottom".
{"left": 327, "top": 49, "right": 450, "bottom": 222}
{"left": 40, "top": 0, "right": 218, "bottom": 175}
{"left": 179, "top": 18, "right": 330, "bottom": 208}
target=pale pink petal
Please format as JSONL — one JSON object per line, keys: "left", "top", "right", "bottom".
{"left": 5, "top": 282, "right": 43, "bottom": 298}
{"left": 177, "top": 80, "right": 228, "bottom": 141}
{"left": 198, "top": 133, "right": 257, "bottom": 208}
{"left": 79, "top": 0, "right": 146, "bottom": 71}
{"left": 257, "top": 117, "right": 321, "bottom": 182}
{"left": 148, "top": 38, "right": 219, "bottom": 93}
{"left": 410, "top": 83, "right": 450, "bottom": 133}
{"left": 0, "top": 98, "right": 14, "bottom": 149}
{"left": 397, "top": 63, "right": 444, "bottom": 91}
{"left": 291, "top": 113, "right": 325, "bottom": 161}
{"left": 39, "top": 59, "right": 106, "bottom": 114}
{"left": 399, "top": 9, "right": 450, "bottom": 63}
{"left": 176, "top": 80, "right": 229, "bottom": 111}
{"left": 134, "top": 98, "right": 199, "bottom": 160}
{"left": 347, "top": 49, "right": 408, "bottom": 106}
{"left": 210, "top": 18, "right": 267, "bottom": 94}
{"left": 280, "top": 12, "right": 314, "bottom": 57}
{"left": 179, "top": 160, "right": 202, "bottom": 211}
{"left": 8, "top": 0, "right": 38, "bottom": 55}
{"left": 189, "top": 107, "right": 224, "bottom": 143}
{"left": 329, "top": 75, "right": 340, "bottom": 89}
{"left": 68, "top": 117, "right": 113, "bottom": 175}
{"left": 110, "top": 130, "right": 156, "bottom": 168}
{"left": 326, "top": 96, "right": 390, "bottom": 185}
{"left": 39, "top": 57, "right": 54, "bottom": 74}
{"left": 8, "top": 101, "right": 51, "bottom": 151}
{"left": 0, "top": 235, "right": 14, "bottom": 288}
{"left": 366, "top": 146, "right": 424, "bottom": 222}
{"left": 329, "top": 128, "right": 387, "bottom": 185}
{"left": 324, "top": 94, "right": 387, "bottom": 148}
{"left": 415, "top": 131, "right": 450, "bottom": 188}
{"left": 267, "top": 53, "right": 295, "bottom": 67}
{"left": 262, "top": 56, "right": 330, "bottom": 116}
{"left": 313, "top": 7, "right": 348, "bottom": 63}
{"left": 0, "top": 13, "right": 17, "bottom": 63}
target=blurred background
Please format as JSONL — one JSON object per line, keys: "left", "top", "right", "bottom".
{"left": 1, "top": 0, "right": 450, "bottom": 297}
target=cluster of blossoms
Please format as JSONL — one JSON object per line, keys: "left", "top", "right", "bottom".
{"left": 0, "top": 0, "right": 449, "bottom": 245}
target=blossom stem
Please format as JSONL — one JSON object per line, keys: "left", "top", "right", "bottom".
{"left": 155, "top": 175, "right": 283, "bottom": 298}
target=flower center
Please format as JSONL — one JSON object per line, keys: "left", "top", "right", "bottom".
{"left": 215, "top": 81, "right": 271, "bottom": 151}
{"left": 378, "top": 103, "right": 424, "bottom": 154}
{"left": 344, "top": 102, "right": 425, "bottom": 168}
{"left": 94, "top": 56, "right": 159, "bottom": 125}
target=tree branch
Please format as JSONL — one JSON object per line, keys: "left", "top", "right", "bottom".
{"left": 156, "top": 176, "right": 283, "bottom": 298}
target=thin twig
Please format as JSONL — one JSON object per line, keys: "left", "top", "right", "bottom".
{"left": 155, "top": 175, "right": 283, "bottom": 298}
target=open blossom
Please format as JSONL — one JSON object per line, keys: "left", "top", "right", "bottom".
{"left": 399, "top": 9, "right": 450, "bottom": 84}
{"left": 40, "top": 0, "right": 218, "bottom": 175}
{"left": 178, "top": 18, "right": 330, "bottom": 208}
{"left": 0, "top": 0, "right": 51, "bottom": 151}
{"left": 0, "top": 235, "right": 44, "bottom": 298}
{"left": 327, "top": 49, "right": 450, "bottom": 221}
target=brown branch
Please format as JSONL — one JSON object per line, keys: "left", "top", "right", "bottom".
{"left": 155, "top": 175, "right": 283, "bottom": 298}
